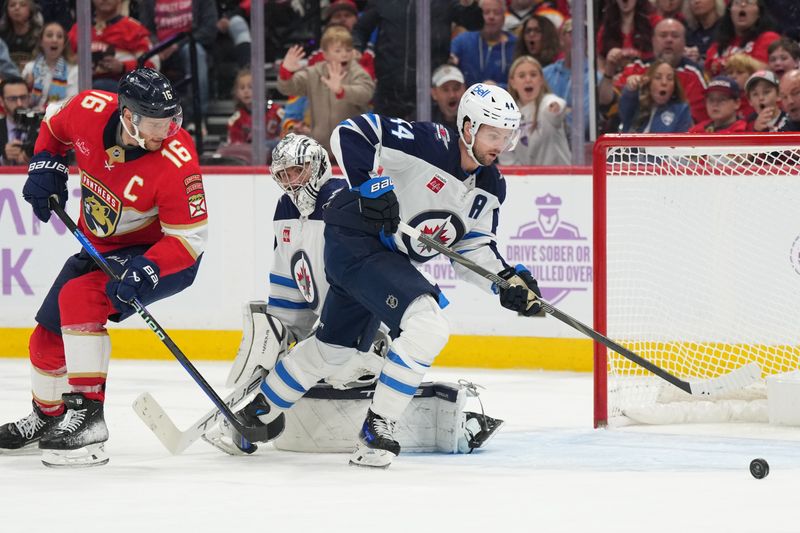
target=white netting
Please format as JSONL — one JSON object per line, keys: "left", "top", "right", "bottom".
{"left": 601, "top": 142, "right": 800, "bottom": 425}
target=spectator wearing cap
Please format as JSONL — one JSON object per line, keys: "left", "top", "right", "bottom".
{"left": 778, "top": 69, "right": 800, "bottom": 131}
{"left": 689, "top": 76, "right": 747, "bottom": 132}
{"left": 326, "top": 0, "right": 359, "bottom": 29}
{"left": 430, "top": 64, "right": 465, "bottom": 131}
{"left": 744, "top": 69, "right": 785, "bottom": 131}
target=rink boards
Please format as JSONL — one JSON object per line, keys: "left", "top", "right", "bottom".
{"left": 0, "top": 167, "right": 594, "bottom": 370}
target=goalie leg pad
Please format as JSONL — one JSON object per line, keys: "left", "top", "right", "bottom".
{"left": 370, "top": 295, "right": 449, "bottom": 421}
{"left": 226, "top": 301, "right": 289, "bottom": 388}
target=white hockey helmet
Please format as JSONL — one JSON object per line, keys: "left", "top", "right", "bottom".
{"left": 269, "top": 133, "right": 332, "bottom": 216}
{"left": 456, "top": 83, "right": 522, "bottom": 165}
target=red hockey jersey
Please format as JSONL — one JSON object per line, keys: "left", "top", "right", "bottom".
{"left": 35, "top": 90, "right": 208, "bottom": 276}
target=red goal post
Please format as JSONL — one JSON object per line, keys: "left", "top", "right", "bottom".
{"left": 592, "top": 133, "right": 800, "bottom": 428}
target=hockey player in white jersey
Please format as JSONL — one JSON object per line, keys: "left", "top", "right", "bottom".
{"left": 225, "top": 83, "right": 541, "bottom": 468}
{"left": 204, "top": 133, "right": 502, "bottom": 456}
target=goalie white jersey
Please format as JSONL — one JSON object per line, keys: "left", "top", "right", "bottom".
{"left": 267, "top": 179, "right": 347, "bottom": 339}
{"left": 330, "top": 113, "right": 509, "bottom": 293}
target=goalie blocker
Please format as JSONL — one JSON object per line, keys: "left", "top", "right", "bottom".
{"left": 210, "top": 301, "right": 503, "bottom": 454}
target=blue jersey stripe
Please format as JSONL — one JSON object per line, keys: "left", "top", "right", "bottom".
{"left": 269, "top": 273, "right": 297, "bottom": 288}
{"left": 267, "top": 297, "right": 309, "bottom": 310}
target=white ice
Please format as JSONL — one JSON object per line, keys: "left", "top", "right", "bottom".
{"left": 2, "top": 358, "right": 799, "bottom": 533}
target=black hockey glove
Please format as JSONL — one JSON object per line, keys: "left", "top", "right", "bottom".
{"left": 497, "top": 265, "right": 542, "bottom": 316}
{"left": 106, "top": 256, "right": 160, "bottom": 310}
{"left": 23, "top": 151, "right": 69, "bottom": 222}
{"left": 354, "top": 176, "right": 400, "bottom": 235}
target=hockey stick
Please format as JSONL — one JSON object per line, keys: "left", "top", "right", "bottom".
{"left": 133, "top": 368, "right": 266, "bottom": 454}
{"left": 48, "top": 196, "right": 273, "bottom": 443}
{"left": 398, "top": 221, "right": 761, "bottom": 396}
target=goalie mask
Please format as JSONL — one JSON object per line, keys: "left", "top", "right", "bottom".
{"left": 456, "top": 83, "right": 521, "bottom": 166}
{"left": 118, "top": 68, "right": 183, "bottom": 149}
{"left": 270, "top": 134, "right": 332, "bottom": 216}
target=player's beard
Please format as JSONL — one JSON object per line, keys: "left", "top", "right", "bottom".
{"left": 473, "top": 145, "right": 499, "bottom": 166}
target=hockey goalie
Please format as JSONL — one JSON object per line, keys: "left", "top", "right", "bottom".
{"left": 201, "top": 134, "right": 503, "bottom": 458}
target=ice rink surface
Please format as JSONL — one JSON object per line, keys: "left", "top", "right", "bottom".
{"left": 2, "top": 357, "right": 799, "bottom": 533}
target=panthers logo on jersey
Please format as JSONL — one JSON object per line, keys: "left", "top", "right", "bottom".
{"left": 80, "top": 171, "right": 121, "bottom": 237}
{"left": 291, "top": 250, "right": 319, "bottom": 309}
{"left": 403, "top": 211, "right": 466, "bottom": 263}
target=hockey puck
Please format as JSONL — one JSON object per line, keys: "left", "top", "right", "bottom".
{"left": 750, "top": 458, "right": 769, "bottom": 479}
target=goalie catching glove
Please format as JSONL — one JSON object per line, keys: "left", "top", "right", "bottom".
{"left": 497, "top": 265, "right": 542, "bottom": 316}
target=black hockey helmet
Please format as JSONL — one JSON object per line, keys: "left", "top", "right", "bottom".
{"left": 118, "top": 67, "right": 181, "bottom": 119}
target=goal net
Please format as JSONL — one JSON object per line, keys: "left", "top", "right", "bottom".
{"left": 593, "top": 133, "right": 800, "bottom": 427}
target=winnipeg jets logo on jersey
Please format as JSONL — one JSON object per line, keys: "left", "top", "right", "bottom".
{"left": 291, "top": 250, "right": 319, "bottom": 308}
{"left": 402, "top": 212, "right": 466, "bottom": 263}
{"left": 81, "top": 171, "right": 121, "bottom": 237}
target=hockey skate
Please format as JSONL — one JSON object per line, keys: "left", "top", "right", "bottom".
{"left": 39, "top": 393, "right": 109, "bottom": 468}
{"left": 202, "top": 393, "right": 285, "bottom": 455}
{"left": 349, "top": 409, "right": 401, "bottom": 469}
{"left": 0, "top": 401, "right": 63, "bottom": 454}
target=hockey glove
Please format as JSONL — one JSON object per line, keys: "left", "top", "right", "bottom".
{"left": 23, "top": 151, "right": 69, "bottom": 222}
{"left": 497, "top": 265, "right": 542, "bottom": 316}
{"left": 106, "top": 256, "right": 160, "bottom": 309}
{"left": 354, "top": 176, "right": 400, "bottom": 235}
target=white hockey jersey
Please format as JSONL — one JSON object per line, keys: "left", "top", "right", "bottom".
{"left": 267, "top": 179, "right": 347, "bottom": 339}
{"left": 330, "top": 114, "right": 509, "bottom": 293}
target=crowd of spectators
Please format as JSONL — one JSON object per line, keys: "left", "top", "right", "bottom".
{"left": 1, "top": 0, "right": 800, "bottom": 167}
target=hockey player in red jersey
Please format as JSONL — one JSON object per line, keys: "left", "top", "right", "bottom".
{"left": 0, "top": 68, "right": 207, "bottom": 467}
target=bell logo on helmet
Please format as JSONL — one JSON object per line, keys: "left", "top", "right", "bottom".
{"left": 472, "top": 85, "right": 491, "bottom": 98}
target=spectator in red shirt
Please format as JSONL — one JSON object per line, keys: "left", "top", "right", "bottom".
{"left": 601, "top": 18, "right": 708, "bottom": 124}
{"left": 704, "top": 0, "right": 780, "bottom": 78}
{"left": 227, "top": 68, "right": 283, "bottom": 145}
{"left": 597, "top": 0, "right": 657, "bottom": 72}
{"left": 744, "top": 69, "right": 786, "bottom": 131}
{"left": 689, "top": 76, "right": 747, "bottom": 132}
{"left": 67, "top": 0, "right": 156, "bottom": 92}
